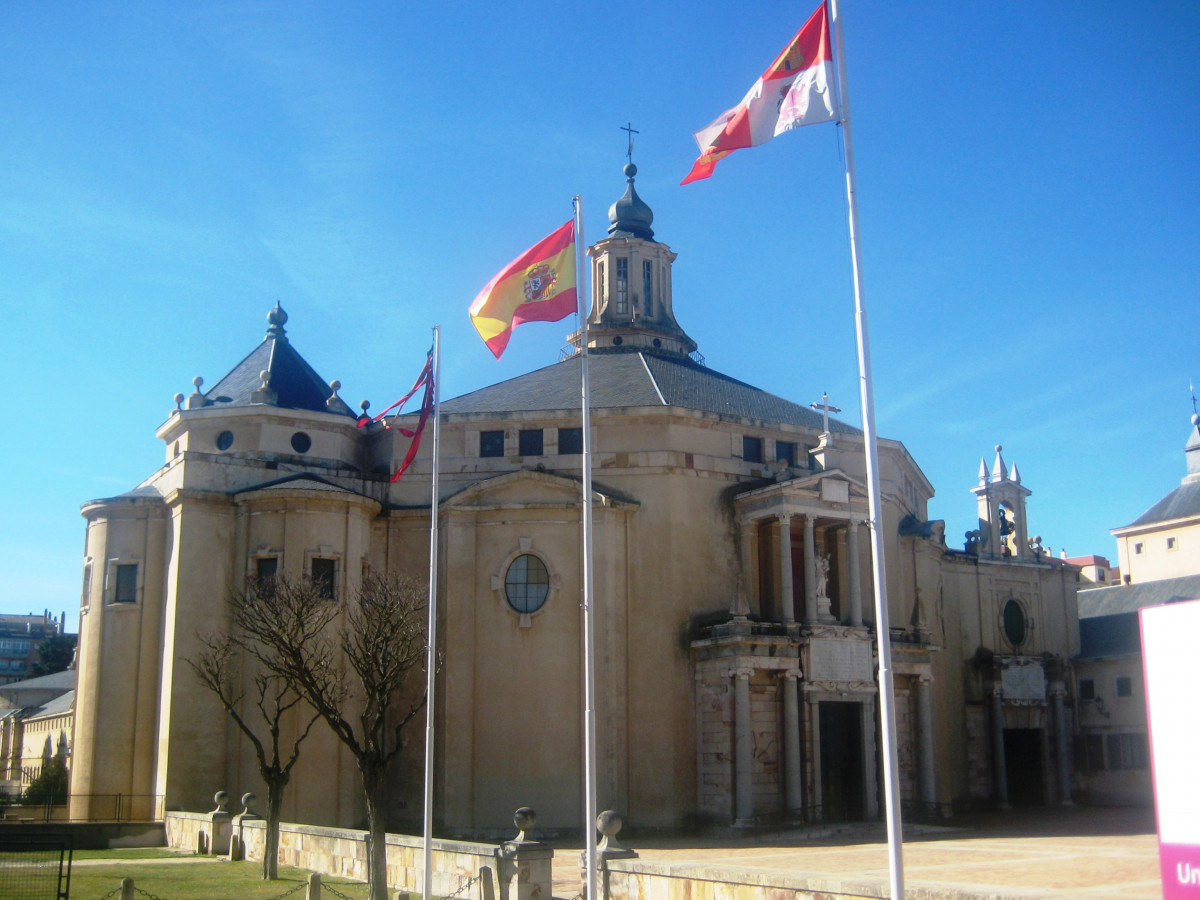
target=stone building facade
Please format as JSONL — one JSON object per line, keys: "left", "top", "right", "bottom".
{"left": 70, "top": 166, "right": 1081, "bottom": 834}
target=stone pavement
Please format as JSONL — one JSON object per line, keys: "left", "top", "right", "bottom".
{"left": 552, "top": 806, "right": 1162, "bottom": 900}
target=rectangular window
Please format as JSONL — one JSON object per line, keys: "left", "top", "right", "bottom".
{"left": 1115, "top": 675, "right": 1132, "bottom": 697}
{"left": 114, "top": 563, "right": 138, "bottom": 603}
{"left": 480, "top": 430, "right": 504, "bottom": 458}
{"left": 642, "top": 260, "right": 653, "bottom": 316}
{"left": 1107, "top": 733, "right": 1148, "bottom": 770}
{"left": 255, "top": 556, "right": 278, "bottom": 585}
{"left": 775, "top": 441, "right": 797, "bottom": 467}
{"left": 558, "top": 427, "right": 583, "bottom": 455}
{"left": 1078, "top": 678, "right": 1095, "bottom": 701}
{"left": 1134, "top": 542, "right": 1144, "bottom": 554}
{"left": 81, "top": 563, "right": 92, "bottom": 608}
{"left": 1167, "top": 537, "right": 1177, "bottom": 549}
{"left": 742, "top": 436, "right": 763, "bottom": 464}
{"left": 614, "top": 258, "right": 628, "bottom": 315}
{"left": 518, "top": 429, "right": 543, "bottom": 457}
{"left": 311, "top": 558, "right": 336, "bottom": 601}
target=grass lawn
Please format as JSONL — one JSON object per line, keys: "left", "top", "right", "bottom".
{"left": 66, "top": 853, "right": 372, "bottom": 900}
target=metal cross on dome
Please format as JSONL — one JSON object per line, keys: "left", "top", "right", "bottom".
{"left": 621, "top": 122, "right": 639, "bottom": 164}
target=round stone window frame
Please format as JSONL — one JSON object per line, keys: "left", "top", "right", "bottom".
{"left": 1000, "top": 598, "right": 1031, "bottom": 649}
{"left": 491, "top": 541, "right": 560, "bottom": 627}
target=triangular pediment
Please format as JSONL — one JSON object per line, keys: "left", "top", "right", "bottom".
{"left": 733, "top": 467, "right": 869, "bottom": 521}
{"left": 444, "top": 469, "right": 636, "bottom": 511}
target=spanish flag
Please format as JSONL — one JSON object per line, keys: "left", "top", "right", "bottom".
{"left": 469, "top": 220, "right": 577, "bottom": 359}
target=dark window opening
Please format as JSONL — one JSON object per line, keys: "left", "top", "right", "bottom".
{"left": 743, "top": 436, "right": 763, "bottom": 464}
{"left": 776, "top": 441, "right": 797, "bottom": 467}
{"left": 518, "top": 429, "right": 543, "bottom": 457}
{"left": 558, "top": 428, "right": 583, "bottom": 455}
{"left": 614, "top": 258, "right": 628, "bottom": 315}
{"left": 480, "top": 431, "right": 504, "bottom": 457}
{"left": 114, "top": 563, "right": 138, "bottom": 603}
{"left": 311, "top": 558, "right": 336, "bottom": 600}
{"left": 1115, "top": 675, "right": 1132, "bottom": 697}
{"left": 1078, "top": 678, "right": 1095, "bottom": 701}
{"left": 642, "top": 260, "right": 653, "bottom": 317}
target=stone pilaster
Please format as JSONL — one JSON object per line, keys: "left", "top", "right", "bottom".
{"left": 803, "top": 516, "right": 818, "bottom": 624}
{"left": 990, "top": 689, "right": 1010, "bottom": 809}
{"left": 781, "top": 669, "right": 803, "bottom": 815}
{"left": 732, "top": 667, "right": 755, "bottom": 826}
{"left": 778, "top": 515, "right": 795, "bottom": 624}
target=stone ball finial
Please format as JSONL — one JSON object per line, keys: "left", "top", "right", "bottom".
{"left": 173, "top": 392, "right": 185, "bottom": 410}
{"left": 268, "top": 302, "right": 288, "bottom": 327}
{"left": 259, "top": 370, "right": 271, "bottom": 390}
{"left": 994, "top": 444, "right": 1002, "bottom": 453}
{"left": 212, "top": 790, "right": 229, "bottom": 813}
{"left": 329, "top": 379, "right": 341, "bottom": 398}
{"left": 360, "top": 400, "right": 370, "bottom": 413}
{"left": 624, "top": 162, "right": 637, "bottom": 179}
{"left": 597, "top": 810, "right": 622, "bottom": 838}
{"left": 193, "top": 376, "right": 204, "bottom": 389}
{"left": 240, "top": 792, "right": 257, "bottom": 815}
{"left": 512, "top": 806, "right": 537, "bottom": 842}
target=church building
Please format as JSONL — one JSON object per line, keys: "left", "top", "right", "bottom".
{"left": 70, "top": 165, "right": 1081, "bottom": 834}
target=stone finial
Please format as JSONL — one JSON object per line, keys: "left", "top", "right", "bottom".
{"left": 512, "top": 807, "right": 537, "bottom": 843}
{"left": 991, "top": 445, "right": 1007, "bottom": 482}
{"left": 173, "top": 392, "right": 185, "bottom": 412}
{"left": 239, "top": 792, "right": 258, "bottom": 817}
{"left": 326, "top": 380, "right": 342, "bottom": 410}
{"left": 251, "top": 369, "right": 278, "bottom": 405}
{"left": 596, "top": 810, "right": 637, "bottom": 860}
{"left": 187, "top": 376, "right": 208, "bottom": 410}
{"left": 211, "top": 791, "right": 229, "bottom": 814}
{"left": 259, "top": 370, "right": 271, "bottom": 390}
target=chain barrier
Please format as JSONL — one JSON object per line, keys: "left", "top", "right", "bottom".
{"left": 446, "top": 870, "right": 483, "bottom": 899}
{"left": 93, "top": 888, "right": 122, "bottom": 900}
{"left": 133, "top": 885, "right": 173, "bottom": 900}
{"left": 263, "top": 880, "right": 309, "bottom": 900}
{"left": 321, "top": 883, "right": 358, "bottom": 900}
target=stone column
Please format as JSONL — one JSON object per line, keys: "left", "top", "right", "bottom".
{"left": 809, "top": 697, "right": 822, "bottom": 819}
{"left": 778, "top": 514, "right": 795, "bottom": 624}
{"left": 734, "top": 523, "right": 756, "bottom": 617}
{"left": 803, "top": 516, "right": 818, "bottom": 623}
{"left": 847, "top": 521, "right": 863, "bottom": 627}
{"left": 916, "top": 676, "right": 937, "bottom": 813}
{"left": 990, "top": 688, "right": 1010, "bottom": 809}
{"left": 781, "top": 669, "right": 803, "bottom": 814}
{"left": 1050, "top": 682, "right": 1073, "bottom": 806}
{"left": 732, "top": 668, "right": 755, "bottom": 825}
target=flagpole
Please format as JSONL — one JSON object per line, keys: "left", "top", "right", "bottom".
{"left": 422, "top": 325, "right": 442, "bottom": 900}
{"left": 828, "top": 1, "right": 904, "bottom": 897}
{"left": 574, "top": 195, "right": 599, "bottom": 900}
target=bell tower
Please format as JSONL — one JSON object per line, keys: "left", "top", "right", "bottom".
{"left": 969, "top": 445, "right": 1033, "bottom": 559}
{"left": 571, "top": 162, "right": 697, "bottom": 357}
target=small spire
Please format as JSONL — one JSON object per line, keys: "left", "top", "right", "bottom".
{"left": 978, "top": 458, "right": 988, "bottom": 485}
{"left": 991, "top": 444, "right": 1007, "bottom": 482}
{"left": 1010, "top": 461, "right": 1022, "bottom": 485}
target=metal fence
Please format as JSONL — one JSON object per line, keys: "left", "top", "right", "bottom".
{"left": 1, "top": 794, "right": 164, "bottom": 824}
{"left": 0, "top": 833, "right": 73, "bottom": 900}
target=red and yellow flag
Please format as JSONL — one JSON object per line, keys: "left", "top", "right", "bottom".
{"left": 683, "top": 3, "right": 836, "bottom": 184}
{"left": 469, "top": 220, "right": 577, "bottom": 359}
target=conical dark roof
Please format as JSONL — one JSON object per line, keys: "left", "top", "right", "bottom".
{"left": 202, "top": 304, "right": 355, "bottom": 417}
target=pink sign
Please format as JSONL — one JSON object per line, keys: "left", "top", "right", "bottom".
{"left": 1141, "top": 598, "right": 1200, "bottom": 898}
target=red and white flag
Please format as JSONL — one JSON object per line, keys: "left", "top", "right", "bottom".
{"left": 682, "top": 3, "right": 836, "bottom": 184}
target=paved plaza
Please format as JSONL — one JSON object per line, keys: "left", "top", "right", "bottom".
{"left": 553, "top": 806, "right": 1162, "bottom": 900}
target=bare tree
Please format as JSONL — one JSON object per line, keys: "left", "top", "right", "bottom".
{"left": 188, "top": 577, "right": 324, "bottom": 879}
{"left": 235, "top": 571, "right": 428, "bottom": 900}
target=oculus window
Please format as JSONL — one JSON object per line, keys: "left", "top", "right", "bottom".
{"left": 504, "top": 554, "right": 550, "bottom": 614}
{"left": 1001, "top": 598, "right": 1027, "bottom": 647}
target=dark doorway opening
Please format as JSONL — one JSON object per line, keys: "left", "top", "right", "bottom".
{"left": 1004, "top": 728, "right": 1045, "bottom": 806}
{"left": 820, "top": 701, "right": 864, "bottom": 821}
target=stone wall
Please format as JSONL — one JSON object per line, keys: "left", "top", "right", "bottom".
{"left": 604, "top": 856, "right": 894, "bottom": 900}
{"left": 164, "top": 812, "right": 508, "bottom": 897}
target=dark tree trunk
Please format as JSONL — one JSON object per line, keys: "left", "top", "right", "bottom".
{"left": 362, "top": 765, "right": 390, "bottom": 900}
{"left": 264, "top": 773, "right": 287, "bottom": 880}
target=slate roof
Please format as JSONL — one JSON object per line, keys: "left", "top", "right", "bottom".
{"left": 1119, "top": 479, "right": 1200, "bottom": 529}
{"left": 1077, "top": 614, "right": 1141, "bottom": 659}
{"left": 26, "top": 690, "right": 74, "bottom": 719}
{"left": 0, "top": 670, "right": 76, "bottom": 692}
{"left": 1077, "top": 573, "right": 1200, "bottom": 618}
{"left": 442, "top": 351, "right": 859, "bottom": 434}
{"left": 202, "top": 306, "right": 355, "bottom": 417}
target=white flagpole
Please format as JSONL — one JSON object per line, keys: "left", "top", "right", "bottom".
{"left": 828, "top": 1, "right": 904, "bottom": 897}
{"left": 422, "top": 325, "right": 442, "bottom": 900}
{"left": 574, "top": 195, "right": 599, "bottom": 900}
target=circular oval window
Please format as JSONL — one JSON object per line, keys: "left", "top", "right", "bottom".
{"left": 505, "top": 554, "right": 550, "bottom": 614}
{"left": 1002, "top": 599, "right": 1027, "bottom": 647}
{"left": 216, "top": 430, "right": 234, "bottom": 451}
{"left": 291, "top": 432, "right": 312, "bottom": 453}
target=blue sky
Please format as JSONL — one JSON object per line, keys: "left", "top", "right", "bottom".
{"left": 2, "top": 1, "right": 1197, "bottom": 631}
